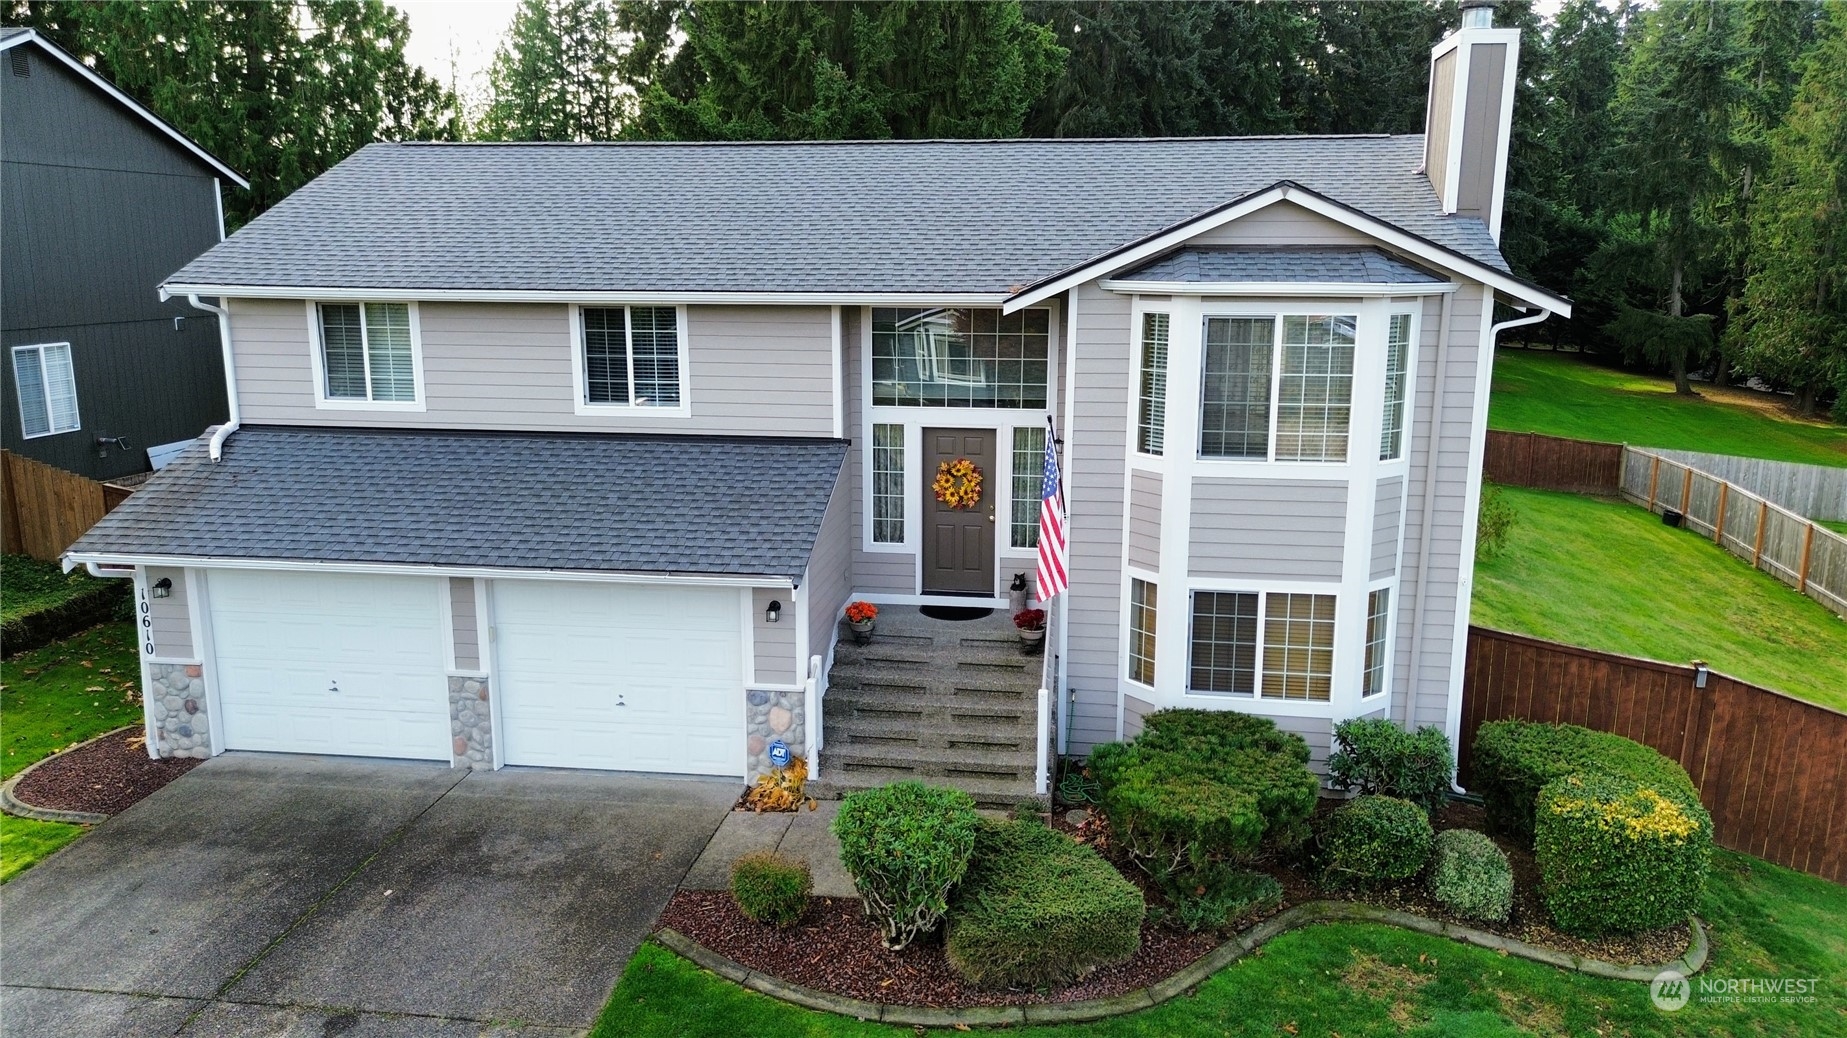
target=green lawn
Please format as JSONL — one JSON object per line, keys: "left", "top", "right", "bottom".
{"left": 1, "top": 553, "right": 112, "bottom": 624}
{"left": 0, "top": 621, "right": 142, "bottom": 882}
{"left": 1472, "top": 486, "right": 1847, "bottom": 713}
{"left": 1490, "top": 349, "right": 1847, "bottom": 467}
{"left": 593, "top": 849, "right": 1847, "bottom": 1037}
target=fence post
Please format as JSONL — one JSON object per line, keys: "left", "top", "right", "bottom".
{"left": 1754, "top": 500, "right": 1769, "bottom": 566}
{"left": 1799, "top": 522, "right": 1816, "bottom": 593}
{"left": 1715, "top": 482, "right": 1728, "bottom": 545}
{"left": 1679, "top": 462, "right": 1694, "bottom": 517}
{"left": 1648, "top": 454, "right": 1661, "bottom": 509}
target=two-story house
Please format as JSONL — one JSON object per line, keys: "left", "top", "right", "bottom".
{"left": 68, "top": 4, "right": 1567, "bottom": 799}
{"left": 1, "top": 27, "right": 246, "bottom": 481}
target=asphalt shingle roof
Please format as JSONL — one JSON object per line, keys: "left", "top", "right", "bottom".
{"left": 70, "top": 427, "right": 849, "bottom": 580}
{"left": 166, "top": 137, "right": 1509, "bottom": 294}
{"left": 1120, "top": 246, "right": 1446, "bottom": 285}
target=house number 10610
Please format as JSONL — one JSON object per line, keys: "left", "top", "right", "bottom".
{"left": 138, "top": 586, "right": 155, "bottom": 657}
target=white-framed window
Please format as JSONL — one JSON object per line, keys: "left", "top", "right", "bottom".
{"left": 1136, "top": 312, "right": 1169, "bottom": 455}
{"left": 575, "top": 304, "right": 689, "bottom": 414}
{"left": 1011, "top": 426, "right": 1045, "bottom": 549}
{"left": 871, "top": 423, "right": 905, "bottom": 544}
{"left": 1363, "top": 587, "right": 1392, "bottom": 698}
{"left": 309, "top": 302, "right": 424, "bottom": 409}
{"left": 11, "top": 342, "right": 80, "bottom": 438}
{"left": 1187, "top": 589, "right": 1337, "bottom": 702}
{"left": 1199, "top": 313, "right": 1356, "bottom": 463}
{"left": 1380, "top": 313, "right": 1412, "bottom": 461}
{"left": 870, "top": 307, "right": 1050, "bottom": 408}
{"left": 1128, "top": 578, "right": 1157, "bottom": 687}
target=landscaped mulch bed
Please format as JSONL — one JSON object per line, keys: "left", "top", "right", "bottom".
{"left": 668, "top": 797, "right": 1691, "bottom": 1010}
{"left": 12, "top": 730, "right": 199, "bottom": 816}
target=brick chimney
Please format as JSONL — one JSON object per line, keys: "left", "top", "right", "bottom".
{"left": 1422, "top": 0, "right": 1521, "bottom": 242}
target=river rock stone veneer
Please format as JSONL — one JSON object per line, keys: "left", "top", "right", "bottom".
{"left": 746, "top": 687, "right": 805, "bottom": 780}
{"left": 449, "top": 675, "right": 493, "bottom": 767}
{"left": 149, "top": 662, "right": 211, "bottom": 759}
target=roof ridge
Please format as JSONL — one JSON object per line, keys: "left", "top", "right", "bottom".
{"left": 386, "top": 133, "right": 1413, "bottom": 150}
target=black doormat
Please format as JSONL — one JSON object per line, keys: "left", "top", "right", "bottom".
{"left": 919, "top": 605, "right": 995, "bottom": 622}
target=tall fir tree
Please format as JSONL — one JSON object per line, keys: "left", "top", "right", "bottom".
{"left": 479, "top": 0, "right": 626, "bottom": 141}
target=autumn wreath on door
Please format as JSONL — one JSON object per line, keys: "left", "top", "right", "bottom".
{"left": 932, "top": 458, "right": 984, "bottom": 509}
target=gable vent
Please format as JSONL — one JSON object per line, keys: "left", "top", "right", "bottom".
{"left": 8, "top": 49, "right": 28, "bottom": 77}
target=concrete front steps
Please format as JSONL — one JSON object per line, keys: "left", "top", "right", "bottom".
{"left": 808, "top": 607, "right": 1046, "bottom": 809}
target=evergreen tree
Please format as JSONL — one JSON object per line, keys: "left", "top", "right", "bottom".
{"left": 634, "top": 1, "right": 1066, "bottom": 140}
{"left": 1731, "top": 0, "right": 1846, "bottom": 416}
{"left": 3, "top": 0, "right": 454, "bottom": 228}
{"left": 480, "top": 0, "right": 626, "bottom": 141}
{"left": 1292, "top": 1, "right": 1454, "bottom": 134}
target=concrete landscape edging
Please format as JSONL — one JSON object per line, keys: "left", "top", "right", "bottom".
{"left": 654, "top": 900, "right": 1709, "bottom": 1027}
{"left": 0, "top": 725, "right": 136, "bottom": 825}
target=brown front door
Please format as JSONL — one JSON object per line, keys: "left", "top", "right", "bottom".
{"left": 922, "top": 428, "right": 996, "bottom": 595}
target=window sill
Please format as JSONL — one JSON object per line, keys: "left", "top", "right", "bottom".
{"left": 313, "top": 398, "right": 426, "bottom": 413}
{"left": 572, "top": 401, "right": 693, "bottom": 419}
{"left": 17, "top": 425, "right": 81, "bottom": 440}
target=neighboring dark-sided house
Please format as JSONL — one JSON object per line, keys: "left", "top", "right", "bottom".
{"left": 1, "top": 26, "right": 247, "bottom": 481}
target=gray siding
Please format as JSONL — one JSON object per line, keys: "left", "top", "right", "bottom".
{"left": 228, "top": 300, "right": 835, "bottom": 436}
{"left": 1185, "top": 202, "right": 1373, "bottom": 249}
{"left": 1393, "top": 286, "right": 1488, "bottom": 732}
{"left": 754, "top": 587, "right": 797, "bottom": 685}
{"left": 1457, "top": 43, "right": 1508, "bottom": 225}
{"left": 1127, "top": 470, "right": 1162, "bottom": 571}
{"left": 1274, "top": 714, "right": 1334, "bottom": 769}
{"left": 1, "top": 47, "right": 228, "bottom": 479}
{"left": 1372, "top": 476, "right": 1404, "bottom": 579}
{"left": 449, "top": 577, "right": 479, "bottom": 671}
{"left": 1188, "top": 479, "right": 1347, "bottom": 581}
{"left": 1123, "top": 694, "right": 1155, "bottom": 740}
{"left": 846, "top": 306, "right": 917, "bottom": 594}
{"left": 1065, "top": 283, "right": 1133, "bottom": 751}
{"left": 807, "top": 459, "right": 853, "bottom": 667}
{"left": 146, "top": 565, "right": 191, "bottom": 658}
{"left": 1425, "top": 50, "right": 1458, "bottom": 204}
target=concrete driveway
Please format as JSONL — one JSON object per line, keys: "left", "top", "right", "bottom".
{"left": 0, "top": 753, "right": 737, "bottom": 1037}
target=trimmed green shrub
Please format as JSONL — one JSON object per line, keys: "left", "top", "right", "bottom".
{"left": 729, "top": 851, "right": 811, "bottom": 928}
{"left": 1157, "top": 863, "right": 1283, "bottom": 933}
{"left": 1472, "top": 720, "right": 1698, "bottom": 844}
{"left": 832, "top": 781, "right": 979, "bottom": 950}
{"left": 1326, "top": 718, "right": 1454, "bottom": 815}
{"left": 1089, "top": 709, "right": 1318, "bottom": 876}
{"left": 1316, "top": 795, "right": 1434, "bottom": 889}
{"left": 1426, "top": 829, "right": 1513, "bottom": 922}
{"left": 946, "top": 818, "right": 1143, "bottom": 988}
{"left": 1535, "top": 772, "right": 1712, "bottom": 936}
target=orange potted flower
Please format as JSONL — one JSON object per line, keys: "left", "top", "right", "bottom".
{"left": 845, "top": 600, "right": 879, "bottom": 644}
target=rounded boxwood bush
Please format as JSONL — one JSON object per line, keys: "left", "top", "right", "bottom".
{"left": 729, "top": 851, "right": 811, "bottom": 928}
{"left": 1535, "top": 772, "right": 1712, "bottom": 936}
{"left": 1316, "top": 795, "right": 1434, "bottom": 889}
{"left": 832, "top": 781, "right": 979, "bottom": 950}
{"left": 946, "top": 818, "right": 1144, "bottom": 989}
{"left": 1326, "top": 717, "right": 1454, "bottom": 815}
{"left": 1157, "top": 862, "right": 1283, "bottom": 933}
{"left": 1089, "top": 709, "right": 1318, "bottom": 876}
{"left": 1426, "top": 829, "right": 1513, "bottom": 922}
{"left": 1472, "top": 720, "right": 1698, "bottom": 844}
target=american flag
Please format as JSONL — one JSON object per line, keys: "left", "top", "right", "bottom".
{"left": 1036, "top": 423, "right": 1068, "bottom": 601}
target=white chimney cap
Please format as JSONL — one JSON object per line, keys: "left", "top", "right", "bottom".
{"left": 1461, "top": 0, "right": 1495, "bottom": 29}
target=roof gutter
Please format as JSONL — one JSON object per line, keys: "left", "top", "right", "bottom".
{"left": 60, "top": 551, "right": 796, "bottom": 590}
{"left": 182, "top": 293, "right": 239, "bottom": 460}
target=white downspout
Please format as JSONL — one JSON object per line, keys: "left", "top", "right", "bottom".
{"left": 184, "top": 293, "right": 240, "bottom": 460}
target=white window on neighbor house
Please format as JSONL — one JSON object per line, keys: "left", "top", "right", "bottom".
{"left": 871, "top": 423, "right": 905, "bottom": 544}
{"left": 11, "top": 342, "right": 80, "bottom": 438}
{"left": 1128, "top": 578, "right": 1158, "bottom": 686}
{"left": 1011, "top": 426, "right": 1045, "bottom": 549}
{"left": 1187, "top": 589, "right": 1337, "bottom": 702}
{"left": 1363, "top": 587, "right": 1392, "bottom": 698}
{"left": 580, "top": 305, "right": 687, "bottom": 410}
{"left": 1380, "top": 313, "right": 1413, "bottom": 461}
{"left": 315, "top": 302, "right": 420, "bottom": 405}
{"left": 1136, "top": 312, "right": 1169, "bottom": 455}
{"left": 1199, "top": 313, "right": 1357, "bottom": 463}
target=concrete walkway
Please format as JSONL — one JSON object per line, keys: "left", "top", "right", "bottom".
{"left": 681, "top": 800, "right": 857, "bottom": 898}
{"left": 1, "top": 753, "right": 737, "bottom": 1038}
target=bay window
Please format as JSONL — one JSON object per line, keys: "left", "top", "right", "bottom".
{"left": 1199, "top": 313, "right": 1356, "bottom": 463}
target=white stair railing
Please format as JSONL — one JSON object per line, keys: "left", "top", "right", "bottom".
{"left": 805, "top": 653, "right": 824, "bottom": 779}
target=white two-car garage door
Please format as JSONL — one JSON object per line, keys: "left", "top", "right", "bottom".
{"left": 209, "top": 570, "right": 449, "bottom": 760}
{"left": 493, "top": 580, "right": 744, "bottom": 776}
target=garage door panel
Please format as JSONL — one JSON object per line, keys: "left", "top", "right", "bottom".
{"left": 209, "top": 570, "right": 448, "bottom": 761}
{"left": 494, "top": 581, "right": 744, "bottom": 776}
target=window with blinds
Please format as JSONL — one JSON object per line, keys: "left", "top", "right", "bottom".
{"left": 1380, "top": 313, "right": 1412, "bottom": 461}
{"left": 581, "top": 305, "right": 683, "bottom": 407}
{"left": 1136, "top": 312, "right": 1169, "bottom": 455}
{"left": 11, "top": 343, "right": 80, "bottom": 438}
{"left": 317, "top": 303, "right": 416, "bottom": 403}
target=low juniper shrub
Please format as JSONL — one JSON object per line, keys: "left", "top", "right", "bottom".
{"left": 1425, "top": 829, "right": 1513, "bottom": 922}
{"left": 1316, "top": 795, "right": 1434, "bottom": 889}
{"left": 1156, "top": 862, "right": 1283, "bottom": 933}
{"left": 1326, "top": 718, "right": 1454, "bottom": 815}
{"left": 729, "top": 851, "right": 811, "bottom": 928}
{"left": 832, "top": 781, "right": 979, "bottom": 950}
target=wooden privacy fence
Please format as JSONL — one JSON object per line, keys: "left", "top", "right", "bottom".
{"left": 1639, "top": 447, "right": 1847, "bottom": 522}
{"left": 1460, "top": 626, "right": 1847, "bottom": 884}
{"left": 1483, "top": 430, "right": 1624, "bottom": 494}
{"left": 1621, "top": 446, "right": 1847, "bottom": 617}
{"left": 0, "top": 450, "right": 132, "bottom": 561}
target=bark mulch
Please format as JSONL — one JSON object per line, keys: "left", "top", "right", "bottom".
{"left": 12, "top": 731, "right": 200, "bottom": 816}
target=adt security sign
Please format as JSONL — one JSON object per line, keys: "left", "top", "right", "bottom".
{"left": 767, "top": 740, "right": 792, "bottom": 768}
